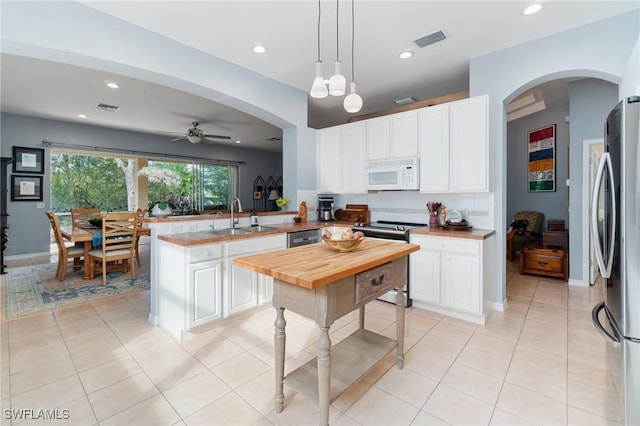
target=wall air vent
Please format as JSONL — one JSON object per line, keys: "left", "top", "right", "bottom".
{"left": 95, "top": 103, "right": 120, "bottom": 112}
{"left": 414, "top": 31, "right": 446, "bottom": 48}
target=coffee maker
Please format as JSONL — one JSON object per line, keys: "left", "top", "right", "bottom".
{"left": 318, "top": 195, "right": 334, "bottom": 221}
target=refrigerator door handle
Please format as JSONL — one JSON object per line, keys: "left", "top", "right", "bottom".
{"left": 591, "top": 301, "right": 621, "bottom": 348}
{"left": 590, "top": 153, "right": 616, "bottom": 278}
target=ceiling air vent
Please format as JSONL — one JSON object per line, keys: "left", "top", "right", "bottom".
{"left": 414, "top": 31, "right": 446, "bottom": 48}
{"left": 95, "top": 103, "right": 120, "bottom": 112}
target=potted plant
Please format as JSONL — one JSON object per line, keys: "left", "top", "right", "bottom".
{"left": 137, "top": 166, "right": 181, "bottom": 217}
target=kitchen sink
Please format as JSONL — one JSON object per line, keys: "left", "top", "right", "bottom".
{"left": 237, "top": 226, "right": 278, "bottom": 233}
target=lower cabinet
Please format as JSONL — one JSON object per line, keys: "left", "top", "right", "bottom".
{"left": 410, "top": 234, "right": 486, "bottom": 323}
{"left": 188, "top": 259, "right": 223, "bottom": 328}
{"left": 157, "top": 233, "right": 286, "bottom": 340}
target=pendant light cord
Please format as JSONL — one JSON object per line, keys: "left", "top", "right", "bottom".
{"left": 350, "top": 0, "right": 355, "bottom": 81}
{"left": 336, "top": 0, "right": 340, "bottom": 61}
{"left": 317, "top": 0, "right": 322, "bottom": 62}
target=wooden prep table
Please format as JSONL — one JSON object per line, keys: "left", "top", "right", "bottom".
{"left": 233, "top": 239, "right": 419, "bottom": 426}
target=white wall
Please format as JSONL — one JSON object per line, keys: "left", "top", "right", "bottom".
{"left": 470, "top": 10, "right": 639, "bottom": 305}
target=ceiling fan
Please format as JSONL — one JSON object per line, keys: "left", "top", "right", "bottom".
{"left": 162, "top": 121, "right": 231, "bottom": 144}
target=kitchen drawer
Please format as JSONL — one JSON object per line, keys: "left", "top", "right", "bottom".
{"left": 355, "top": 262, "right": 395, "bottom": 304}
{"left": 189, "top": 244, "right": 223, "bottom": 263}
{"left": 414, "top": 236, "right": 479, "bottom": 255}
{"left": 226, "top": 234, "right": 286, "bottom": 256}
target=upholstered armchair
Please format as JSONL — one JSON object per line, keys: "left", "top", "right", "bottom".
{"left": 506, "top": 211, "right": 544, "bottom": 261}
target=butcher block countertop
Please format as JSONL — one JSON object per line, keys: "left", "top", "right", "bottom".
{"left": 233, "top": 239, "right": 419, "bottom": 290}
{"left": 411, "top": 227, "right": 495, "bottom": 240}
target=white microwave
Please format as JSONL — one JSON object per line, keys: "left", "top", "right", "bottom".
{"left": 366, "top": 158, "right": 420, "bottom": 191}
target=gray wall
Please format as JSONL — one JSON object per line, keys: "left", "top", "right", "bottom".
{"left": 507, "top": 105, "right": 570, "bottom": 230}
{"left": 1, "top": 113, "right": 282, "bottom": 256}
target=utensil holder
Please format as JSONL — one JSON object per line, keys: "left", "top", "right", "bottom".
{"left": 429, "top": 216, "right": 439, "bottom": 227}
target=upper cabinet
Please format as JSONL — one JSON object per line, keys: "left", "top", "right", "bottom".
{"left": 420, "top": 95, "right": 489, "bottom": 193}
{"left": 317, "top": 94, "right": 489, "bottom": 194}
{"left": 317, "top": 121, "right": 366, "bottom": 194}
{"left": 366, "top": 111, "right": 418, "bottom": 161}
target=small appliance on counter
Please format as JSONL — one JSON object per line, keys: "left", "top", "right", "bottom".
{"left": 318, "top": 195, "right": 334, "bottom": 221}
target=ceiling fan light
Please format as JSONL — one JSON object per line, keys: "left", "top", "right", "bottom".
{"left": 310, "top": 61, "right": 328, "bottom": 98}
{"left": 187, "top": 135, "right": 201, "bottom": 144}
{"left": 328, "top": 61, "right": 346, "bottom": 96}
{"left": 344, "top": 82, "right": 363, "bottom": 113}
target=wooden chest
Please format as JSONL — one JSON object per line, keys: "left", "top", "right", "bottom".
{"left": 543, "top": 230, "right": 568, "bottom": 250}
{"left": 520, "top": 245, "right": 568, "bottom": 281}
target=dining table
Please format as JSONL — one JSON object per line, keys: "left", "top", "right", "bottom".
{"left": 61, "top": 225, "right": 100, "bottom": 279}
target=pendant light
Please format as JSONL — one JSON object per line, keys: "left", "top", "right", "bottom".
{"left": 310, "top": 0, "right": 328, "bottom": 98}
{"left": 328, "top": 0, "right": 346, "bottom": 96}
{"left": 343, "top": 0, "right": 362, "bottom": 113}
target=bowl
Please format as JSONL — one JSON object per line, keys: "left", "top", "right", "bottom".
{"left": 293, "top": 216, "right": 302, "bottom": 223}
{"left": 88, "top": 217, "right": 103, "bottom": 227}
{"left": 322, "top": 235, "right": 365, "bottom": 252}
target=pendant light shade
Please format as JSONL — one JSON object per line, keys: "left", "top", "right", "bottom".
{"left": 343, "top": 82, "right": 363, "bottom": 113}
{"left": 310, "top": 61, "right": 328, "bottom": 98}
{"left": 329, "top": 61, "right": 346, "bottom": 96}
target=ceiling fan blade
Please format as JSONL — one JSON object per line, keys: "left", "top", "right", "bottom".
{"left": 159, "top": 130, "right": 186, "bottom": 136}
{"left": 203, "top": 133, "right": 231, "bottom": 140}
{"left": 171, "top": 136, "right": 186, "bottom": 141}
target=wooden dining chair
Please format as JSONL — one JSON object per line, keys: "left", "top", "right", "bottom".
{"left": 70, "top": 207, "right": 101, "bottom": 227}
{"left": 135, "top": 208, "right": 150, "bottom": 267}
{"left": 46, "top": 211, "right": 84, "bottom": 281}
{"left": 87, "top": 212, "right": 138, "bottom": 285}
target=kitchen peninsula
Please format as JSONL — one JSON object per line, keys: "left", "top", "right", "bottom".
{"left": 233, "top": 239, "right": 419, "bottom": 426}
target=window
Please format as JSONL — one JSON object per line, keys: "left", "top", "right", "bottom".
{"left": 51, "top": 151, "right": 238, "bottom": 216}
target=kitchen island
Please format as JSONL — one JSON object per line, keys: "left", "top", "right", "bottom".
{"left": 233, "top": 239, "right": 419, "bottom": 426}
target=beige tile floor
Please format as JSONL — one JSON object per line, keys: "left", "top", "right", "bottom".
{"left": 0, "top": 251, "right": 622, "bottom": 426}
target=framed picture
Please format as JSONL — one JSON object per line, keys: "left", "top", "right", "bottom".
{"left": 11, "top": 175, "right": 43, "bottom": 201}
{"left": 12, "top": 146, "right": 45, "bottom": 174}
{"left": 527, "top": 124, "right": 556, "bottom": 192}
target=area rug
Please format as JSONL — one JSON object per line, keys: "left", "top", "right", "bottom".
{"left": 4, "top": 257, "right": 150, "bottom": 319}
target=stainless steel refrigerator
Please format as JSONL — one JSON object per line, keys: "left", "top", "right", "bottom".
{"left": 591, "top": 95, "right": 639, "bottom": 426}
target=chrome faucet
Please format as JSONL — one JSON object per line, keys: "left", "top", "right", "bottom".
{"left": 230, "top": 197, "right": 242, "bottom": 228}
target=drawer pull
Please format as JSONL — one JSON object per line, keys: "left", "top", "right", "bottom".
{"left": 537, "top": 261, "right": 548, "bottom": 266}
{"left": 370, "top": 274, "right": 385, "bottom": 286}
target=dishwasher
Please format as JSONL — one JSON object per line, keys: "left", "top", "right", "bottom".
{"left": 287, "top": 229, "right": 322, "bottom": 248}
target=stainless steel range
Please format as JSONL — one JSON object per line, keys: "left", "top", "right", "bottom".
{"left": 352, "top": 220, "right": 427, "bottom": 306}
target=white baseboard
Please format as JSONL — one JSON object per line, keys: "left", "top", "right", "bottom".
{"left": 569, "top": 278, "right": 589, "bottom": 287}
{"left": 5, "top": 251, "right": 51, "bottom": 261}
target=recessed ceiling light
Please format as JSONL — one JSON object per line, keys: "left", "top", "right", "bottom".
{"left": 523, "top": 3, "right": 543, "bottom": 15}
{"left": 106, "top": 82, "right": 119, "bottom": 89}
{"left": 235, "top": 140, "right": 241, "bottom": 144}
{"left": 77, "top": 114, "right": 87, "bottom": 118}
{"left": 399, "top": 51, "right": 414, "bottom": 59}
{"left": 253, "top": 44, "right": 267, "bottom": 54}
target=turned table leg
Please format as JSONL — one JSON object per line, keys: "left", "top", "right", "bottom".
{"left": 395, "top": 286, "right": 405, "bottom": 368}
{"left": 274, "top": 307, "right": 286, "bottom": 413}
{"left": 317, "top": 325, "right": 332, "bottom": 426}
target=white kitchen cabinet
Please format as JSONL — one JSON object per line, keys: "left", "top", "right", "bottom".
{"left": 317, "top": 122, "right": 366, "bottom": 194}
{"left": 419, "top": 104, "right": 450, "bottom": 192}
{"left": 366, "top": 112, "right": 418, "bottom": 161}
{"left": 391, "top": 110, "right": 419, "bottom": 158}
{"left": 157, "top": 240, "right": 223, "bottom": 339}
{"left": 341, "top": 122, "right": 367, "bottom": 193}
{"left": 188, "top": 259, "right": 223, "bottom": 328}
{"left": 410, "top": 234, "right": 486, "bottom": 323}
{"left": 316, "top": 126, "right": 341, "bottom": 193}
{"left": 366, "top": 116, "right": 391, "bottom": 161}
{"left": 157, "top": 233, "right": 286, "bottom": 339}
{"left": 449, "top": 95, "right": 489, "bottom": 192}
{"left": 410, "top": 247, "right": 441, "bottom": 304}
{"left": 419, "top": 95, "right": 489, "bottom": 193}
{"left": 224, "top": 234, "right": 286, "bottom": 316}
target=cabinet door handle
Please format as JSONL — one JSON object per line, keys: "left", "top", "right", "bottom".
{"left": 538, "top": 261, "right": 548, "bottom": 266}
